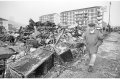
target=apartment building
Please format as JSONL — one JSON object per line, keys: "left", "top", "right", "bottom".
{"left": 39, "top": 13, "right": 60, "bottom": 25}
{"left": 60, "top": 6, "right": 104, "bottom": 28}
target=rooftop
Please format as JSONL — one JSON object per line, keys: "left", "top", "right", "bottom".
{"left": 0, "top": 18, "right": 8, "bottom": 21}
{"left": 40, "top": 13, "right": 58, "bottom": 18}
{"left": 60, "top": 6, "right": 102, "bottom": 14}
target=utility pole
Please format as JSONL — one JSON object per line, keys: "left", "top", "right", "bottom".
{"left": 108, "top": 2, "right": 111, "bottom": 32}
{"left": 108, "top": 2, "right": 111, "bottom": 24}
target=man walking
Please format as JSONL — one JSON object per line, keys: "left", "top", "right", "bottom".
{"left": 82, "top": 23, "right": 104, "bottom": 72}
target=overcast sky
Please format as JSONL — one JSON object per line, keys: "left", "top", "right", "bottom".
{"left": 0, "top": 0, "right": 120, "bottom": 26}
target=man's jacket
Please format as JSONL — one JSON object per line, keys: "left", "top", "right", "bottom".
{"left": 83, "top": 29, "right": 104, "bottom": 54}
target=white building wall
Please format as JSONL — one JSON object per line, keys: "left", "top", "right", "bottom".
{"left": 54, "top": 13, "right": 60, "bottom": 25}
{"left": 2, "top": 20, "right": 8, "bottom": 31}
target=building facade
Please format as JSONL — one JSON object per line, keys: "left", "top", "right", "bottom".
{"left": 39, "top": 13, "right": 60, "bottom": 25}
{"left": 60, "top": 6, "right": 104, "bottom": 28}
{"left": 0, "top": 18, "right": 8, "bottom": 31}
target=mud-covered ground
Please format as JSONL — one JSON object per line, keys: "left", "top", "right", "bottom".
{"left": 45, "top": 32, "right": 120, "bottom": 78}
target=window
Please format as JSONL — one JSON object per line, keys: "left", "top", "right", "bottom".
{"left": 90, "top": 8, "right": 94, "bottom": 12}
{"left": 94, "top": 8, "right": 97, "bottom": 12}
{"left": 90, "top": 13, "right": 95, "bottom": 16}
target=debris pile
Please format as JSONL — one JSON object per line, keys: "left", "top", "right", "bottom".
{"left": 0, "top": 19, "right": 86, "bottom": 78}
